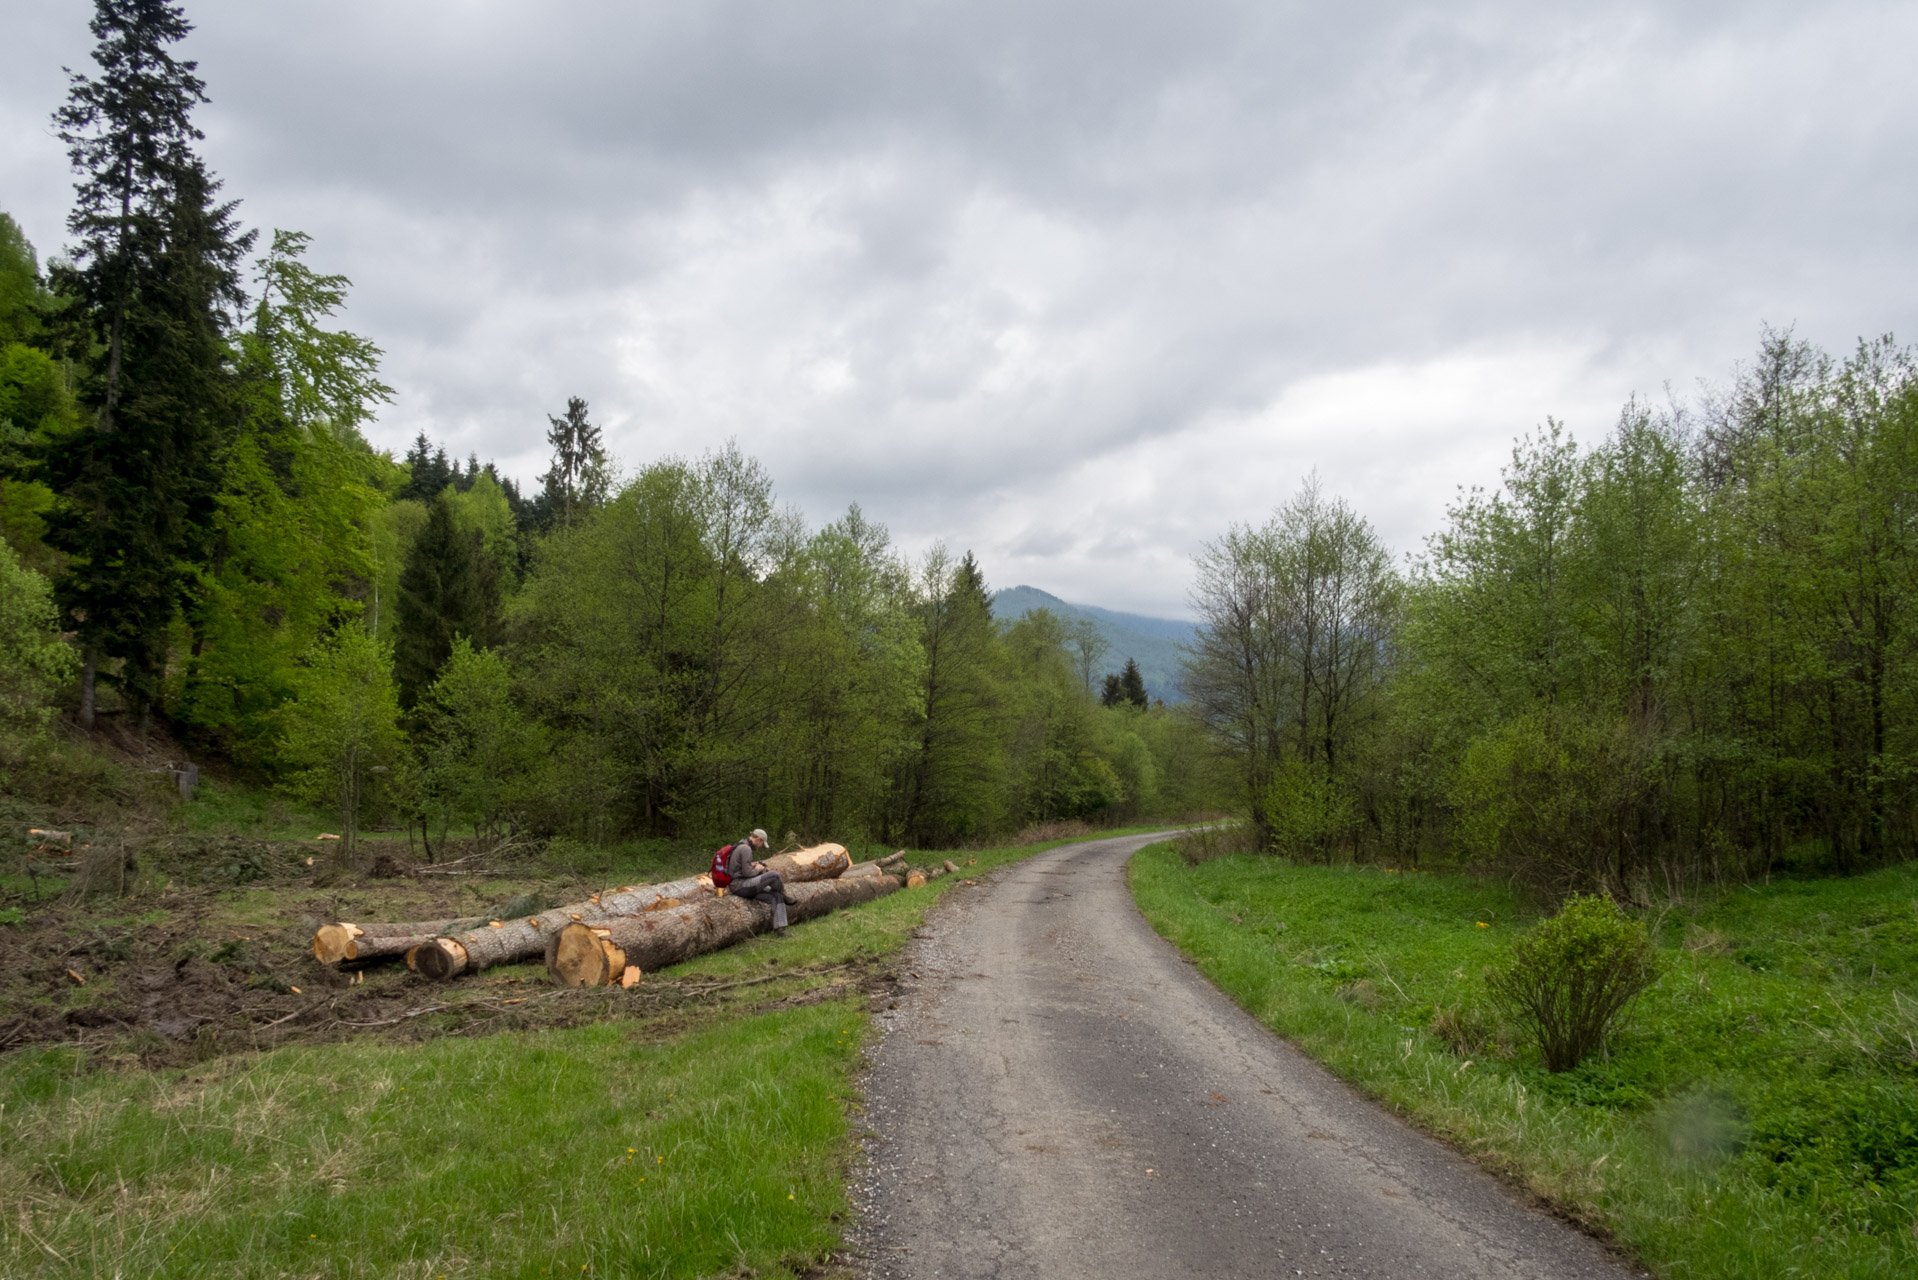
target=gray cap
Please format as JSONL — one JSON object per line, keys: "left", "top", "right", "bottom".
{"left": 751, "top": 828, "right": 768, "bottom": 842}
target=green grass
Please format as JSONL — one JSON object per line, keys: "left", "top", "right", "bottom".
{"left": 1127, "top": 846, "right": 1918, "bottom": 1280}
{"left": 0, "top": 1006, "right": 862, "bottom": 1278}
{"left": 176, "top": 778, "right": 347, "bottom": 843}
{"left": 0, "top": 823, "right": 1179, "bottom": 1277}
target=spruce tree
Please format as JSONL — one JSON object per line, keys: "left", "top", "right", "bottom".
{"left": 43, "top": 0, "right": 251, "bottom": 726}
{"left": 1100, "top": 659, "right": 1149, "bottom": 708}
{"left": 953, "top": 550, "right": 992, "bottom": 613}
{"left": 397, "top": 430, "right": 452, "bottom": 501}
{"left": 538, "top": 395, "right": 608, "bottom": 531}
{"left": 394, "top": 494, "right": 499, "bottom": 706}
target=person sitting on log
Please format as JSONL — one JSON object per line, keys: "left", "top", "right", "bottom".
{"left": 726, "top": 828, "right": 797, "bottom": 932}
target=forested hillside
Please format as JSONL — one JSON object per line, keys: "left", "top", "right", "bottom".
{"left": 0, "top": 5, "right": 1222, "bottom": 855}
{"left": 7, "top": 1, "right": 1915, "bottom": 902}
{"left": 989, "top": 585, "right": 1195, "bottom": 704}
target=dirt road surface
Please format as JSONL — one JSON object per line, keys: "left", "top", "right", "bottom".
{"left": 850, "top": 831, "right": 1643, "bottom": 1279}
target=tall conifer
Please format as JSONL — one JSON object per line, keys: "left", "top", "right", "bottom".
{"left": 394, "top": 494, "right": 500, "bottom": 706}
{"left": 397, "top": 430, "right": 452, "bottom": 501}
{"left": 538, "top": 396, "right": 609, "bottom": 531}
{"left": 44, "top": 0, "right": 251, "bottom": 726}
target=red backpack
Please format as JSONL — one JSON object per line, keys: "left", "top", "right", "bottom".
{"left": 710, "top": 843, "right": 735, "bottom": 888}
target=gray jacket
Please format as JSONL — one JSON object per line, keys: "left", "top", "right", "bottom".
{"left": 726, "top": 839, "right": 758, "bottom": 883}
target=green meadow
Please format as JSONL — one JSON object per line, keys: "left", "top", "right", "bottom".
{"left": 1128, "top": 843, "right": 1918, "bottom": 1280}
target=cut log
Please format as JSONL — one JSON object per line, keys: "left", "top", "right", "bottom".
{"left": 409, "top": 937, "right": 467, "bottom": 979}
{"left": 313, "top": 923, "right": 455, "bottom": 965}
{"left": 844, "top": 852, "right": 908, "bottom": 876}
{"left": 313, "top": 916, "right": 494, "bottom": 964}
{"left": 549, "top": 923, "right": 629, "bottom": 989}
{"left": 413, "top": 843, "right": 853, "bottom": 980}
{"left": 545, "top": 874, "right": 902, "bottom": 987}
{"left": 317, "top": 875, "right": 710, "bottom": 968}
{"left": 905, "top": 869, "right": 928, "bottom": 888}
{"left": 764, "top": 843, "right": 852, "bottom": 880}
{"left": 313, "top": 917, "right": 496, "bottom": 964}
{"left": 942, "top": 860, "right": 960, "bottom": 874}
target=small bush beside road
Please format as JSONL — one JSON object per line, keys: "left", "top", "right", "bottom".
{"left": 1488, "top": 893, "right": 1663, "bottom": 1072}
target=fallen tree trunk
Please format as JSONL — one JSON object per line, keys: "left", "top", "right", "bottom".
{"left": 317, "top": 844, "right": 858, "bottom": 964}
{"left": 409, "top": 844, "right": 854, "bottom": 980}
{"left": 546, "top": 874, "right": 902, "bottom": 988}
{"left": 314, "top": 886, "right": 701, "bottom": 966}
{"left": 762, "top": 844, "right": 853, "bottom": 881}
{"left": 314, "top": 918, "right": 476, "bottom": 965}
{"left": 314, "top": 926, "right": 455, "bottom": 966}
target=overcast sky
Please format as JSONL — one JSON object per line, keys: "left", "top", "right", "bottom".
{"left": 4, "top": 1, "right": 1914, "bottom": 616}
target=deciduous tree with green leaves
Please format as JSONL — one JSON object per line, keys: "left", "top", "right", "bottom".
{"left": 278, "top": 627, "right": 402, "bottom": 860}
{"left": 177, "top": 230, "right": 388, "bottom": 758}
{"left": 0, "top": 540, "right": 79, "bottom": 749}
{"left": 413, "top": 638, "right": 541, "bottom": 852}
{"left": 1184, "top": 478, "right": 1399, "bottom": 853}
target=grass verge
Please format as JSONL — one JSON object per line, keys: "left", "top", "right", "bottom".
{"left": 1, "top": 1007, "right": 860, "bottom": 1279}
{"left": 1127, "top": 844, "right": 1918, "bottom": 1280}
{"left": 0, "top": 825, "right": 1171, "bottom": 1277}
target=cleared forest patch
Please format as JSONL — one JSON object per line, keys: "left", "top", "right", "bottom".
{"left": 0, "top": 827, "right": 1151, "bottom": 1277}
{"left": 1128, "top": 843, "right": 1918, "bottom": 1280}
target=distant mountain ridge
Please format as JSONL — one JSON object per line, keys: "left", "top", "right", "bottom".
{"left": 989, "top": 585, "right": 1196, "bottom": 704}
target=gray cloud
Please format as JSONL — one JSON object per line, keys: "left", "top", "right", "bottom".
{"left": 4, "top": 1, "right": 1914, "bottom": 616}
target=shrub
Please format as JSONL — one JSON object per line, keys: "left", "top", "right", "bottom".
{"left": 1172, "top": 822, "right": 1258, "bottom": 865}
{"left": 1260, "top": 756, "right": 1355, "bottom": 860}
{"left": 1486, "top": 893, "right": 1662, "bottom": 1072}
{"left": 0, "top": 539, "right": 75, "bottom": 744}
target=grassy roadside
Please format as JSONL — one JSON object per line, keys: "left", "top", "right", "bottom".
{"left": 1127, "top": 843, "right": 1918, "bottom": 1280}
{"left": 0, "top": 824, "right": 1170, "bottom": 1278}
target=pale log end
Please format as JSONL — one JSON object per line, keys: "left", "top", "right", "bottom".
{"left": 413, "top": 937, "right": 470, "bottom": 981}
{"left": 313, "top": 923, "right": 363, "bottom": 965}
{"left": 551, "top": 922, "right": 613, "bottom": 988}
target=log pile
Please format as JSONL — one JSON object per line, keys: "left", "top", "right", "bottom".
{"left": 546, "top": 875, "right": 902, "bottom": 987}
{"left": 311, "top": 843, "right": 909, "bottom": 985}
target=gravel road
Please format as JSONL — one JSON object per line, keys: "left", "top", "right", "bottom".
{"left": 848, "top": 831, "right": 1644, "bottom": 1279}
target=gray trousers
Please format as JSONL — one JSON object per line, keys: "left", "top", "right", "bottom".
{"left": 729, "top": 871, "right": 790, "bottom": 929}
